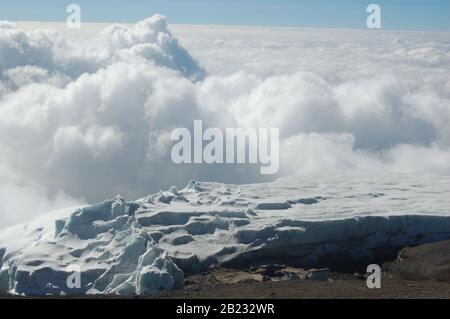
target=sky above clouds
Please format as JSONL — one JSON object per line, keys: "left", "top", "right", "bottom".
{"left": 0, "top": 0, "right": 450, "bottom": 31}
{"left": 0, "top": 9, "right": 449, "bottom": 228}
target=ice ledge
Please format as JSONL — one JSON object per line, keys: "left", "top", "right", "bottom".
{"left": 1, "top": 174, "right": 449, "bottom": 295}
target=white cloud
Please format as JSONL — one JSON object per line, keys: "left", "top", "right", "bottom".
{"left": 0, "top": 15, "right": 449, "bottom": 227}
{"left": 0, "top": 167, "right": 83, "bottom": 227}
{"left": 384, "top": 144, "right": 450, "bottom": 174}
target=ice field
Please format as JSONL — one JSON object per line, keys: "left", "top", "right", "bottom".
{"left": 1, "top": 172, "right": 449, "bottom": 295}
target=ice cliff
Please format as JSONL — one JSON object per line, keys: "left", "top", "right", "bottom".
{"left": 1, "top": 172, "right": 450, "bottom": 295}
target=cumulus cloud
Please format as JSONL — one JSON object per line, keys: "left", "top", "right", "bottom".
{"left": 0, "top": 15, "right": 449, "bottom": 227}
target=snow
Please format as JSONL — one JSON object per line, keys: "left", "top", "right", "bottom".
{"left": 1, "top": 172, "right": 449, "bottom": 295}
{"left": 0, "top": 198, "right": 183, "bottom": 295}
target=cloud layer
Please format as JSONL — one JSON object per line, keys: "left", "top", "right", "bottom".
{"left": 0, "top": 16, "right": 449, "bottom": 227}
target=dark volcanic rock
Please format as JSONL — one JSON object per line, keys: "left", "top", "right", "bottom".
{"left": 383, "top": 239, "right": 450, "bottom": 282}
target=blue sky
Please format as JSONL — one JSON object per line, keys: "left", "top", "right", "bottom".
{"left": 1, "top": 0, "right": 449, "bottom": 31}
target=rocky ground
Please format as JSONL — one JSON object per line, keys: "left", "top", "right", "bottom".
{"left": 383, "top": 239, "right": 450, "bottom": 282}
{"left": 162, "top": 274, "right": 450, "bottom": 299}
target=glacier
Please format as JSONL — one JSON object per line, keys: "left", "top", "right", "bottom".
{"left": 0, "top": 172, "right": 449, "bottom": 296}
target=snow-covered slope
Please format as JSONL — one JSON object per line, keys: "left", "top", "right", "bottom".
{"left": 1, "top": 172, "right": 450, "bottom": 295}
